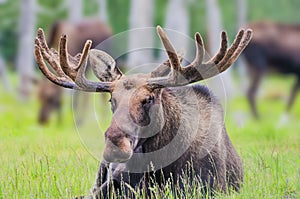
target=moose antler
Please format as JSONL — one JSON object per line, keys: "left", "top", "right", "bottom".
{"left": 147, "top": 26, "right": 253, "bottom": 88}
{"left": 34, "top": 28, "right": 117, "bottom": 92}
{"left": 34, "top": 26, "right": 252, "bottom": 92}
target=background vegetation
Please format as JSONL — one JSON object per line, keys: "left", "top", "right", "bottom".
{"left": 1, "top": 0, "right": 300, "bottom": 64}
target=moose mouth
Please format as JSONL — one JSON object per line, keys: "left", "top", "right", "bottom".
{"left": 103, "top": 135, "right": 147, "bottom": 163}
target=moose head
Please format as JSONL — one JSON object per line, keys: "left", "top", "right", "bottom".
{"left": 34, "top": 26, "right": 252, "bottom": 164}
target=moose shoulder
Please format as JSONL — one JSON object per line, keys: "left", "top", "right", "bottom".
{"left": 34, "top": 26, "right": 252, "bottom": 197}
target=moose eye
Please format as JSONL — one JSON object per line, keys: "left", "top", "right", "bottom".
{"left": 142, "top": 96, "right": 154, "bottom": 107}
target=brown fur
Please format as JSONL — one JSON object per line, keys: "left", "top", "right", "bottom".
{"left": 38, "top": 78, "right": 62, "bottom": 124}
{"left": 49, "top": 19, "right": 112, "bottom": 55}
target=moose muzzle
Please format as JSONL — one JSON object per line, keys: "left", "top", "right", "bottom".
{"left": 103, "top": 137, "right": 133, "bottom": 163}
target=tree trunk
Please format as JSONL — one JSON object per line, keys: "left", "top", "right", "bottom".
{"left": 0, "top": 56, "right": 11, "bottom": 92}
{"left": 16, "top": 0, "right": 36, "bottom": 100}
{"left": 236, "top": 0, "right": 248, "bottom": 94}
{"left": 127, "top": 0, "right": 154, "bottom": 72}
{"left": 159, "top": 0, "right": 189, "bottom": 62}
{"left": 205, "top": 0, "right": 235, "bottom": 102}
{"left": 99, "top": 0, "right": 108, "bottom": 23}
{"left": 68, "top": 0, "right": 83, "bottom": 22}
{"left": 237, "top": 0, "right": 247, "bottom": 27}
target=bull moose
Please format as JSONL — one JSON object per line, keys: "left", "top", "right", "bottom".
{"left": 243, "top": 21, "right": 300, "bottom": 118}
{"left": 37, "top": 19, "right": 112, "bottom": 124}
{"left": 34, "top": 26, "right": 252, "bottom": 197}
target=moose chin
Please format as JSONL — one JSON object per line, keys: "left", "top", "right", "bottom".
{"left": 34, "top": 26, "right": 252, "bottom": 198}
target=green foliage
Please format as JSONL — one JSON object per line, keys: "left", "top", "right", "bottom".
{"left": 247, "top": 0, "right": 300, "bottom": 23}
{"left": 0, "top": 0, "right": 20, "bottom": 63}
{"left": 107, "top": 0, "right": 130, "bottom": 33}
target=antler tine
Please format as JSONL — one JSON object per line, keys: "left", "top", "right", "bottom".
{"left": 208, "top": 31, "right": 228, "bottom": 65}
{"left": 189, "top": 32, "right": 205, "bottom": 66}
{"left": 59, "top": 34, "right": 76, "bottom": 80}
{"left": 77, "top": 40, "right": 92, "bottom": 70}
{"left": 36, "top": 28, "right": 49, "bottom": 52}
{"left": 157, "top": 26, "right": 182, "bottom": 73}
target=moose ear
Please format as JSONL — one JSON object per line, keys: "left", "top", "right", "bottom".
{"left": 88, "top": 49, "right": 122, "bottom": 82}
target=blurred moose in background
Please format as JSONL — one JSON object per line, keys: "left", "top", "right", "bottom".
{"left": 37, "top": 19, "right": 112, "bottom": 125}
{"left": 37, "top": 78, "right": 62, "bottom": 124}
{"left": 243, "top": 21, "right": 300, "bottom": 119}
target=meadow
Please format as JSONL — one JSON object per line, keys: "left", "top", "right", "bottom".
{"left": 0, "top": 73, "right": 299, "bottom": 199}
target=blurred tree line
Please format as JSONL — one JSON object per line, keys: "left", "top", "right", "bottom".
{"left": 0, "top": 0, "right": 300, "bottom": 68}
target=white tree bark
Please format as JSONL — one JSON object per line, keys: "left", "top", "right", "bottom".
{"left": 205, "top": 0, "right": 235, "bottom": 102}
{"left": 236, "top": 0, "right": 248, "bottom": 94}
{"left": 0, "top": 55, "right": 11, "bottom": 92}
{"left": 98, "top": 0, "right": 108, "bottom": 23}
{"left": 127, "top": 0, "right": 154, "bottom": 71}
{"left": 237, "top": 0, "right": 247, "bottom": 27}
{"left": 68, "top": 0, "right": 83, "bottom": 22}
{"left": 16, "top": 0, "right": 36, "bottom": 100}
{"left": 159, "top": 0, "right": 189, "bottom": 62}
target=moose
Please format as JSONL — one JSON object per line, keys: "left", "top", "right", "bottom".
{"left": 37, "top": 78, "right": 62, "bottom": 124}
{"left": 34, "top": 26, "right": 252, "bottom": 197}
{"left": 37, "top": 19, "right": 112, "bottom": 124}
{"left": 243, "top": 21, "right": 300, "bottom": 118}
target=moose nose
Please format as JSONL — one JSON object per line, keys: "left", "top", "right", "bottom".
{"left": 103, "top": 138, "right": 133, "bottom": 163}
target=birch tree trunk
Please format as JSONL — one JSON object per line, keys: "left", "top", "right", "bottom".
{"left": 0, "top": 56, "right": 11, "bottom": 92}
{"left": 237, "top": 0, "right": 247, "bottom": 28}
{"left": 236, "top": 0, "right": 248, "bottom": 94}
{"left": 205, "top": 0, "right": 235, "bottom": 102}
{"left": 16, "top": 0, "right": 36, "bottom": 100}
{"left": 98, "top": 0, "right": 108, "bottom": 23}
{"left": 68, "top": 0, "right": 83, "bottom": 22}
{"left": 159, "top": 0, "right": 189, "bottom": 62}
{"left": 127, "top": 0, "right": 154, "bottom": 71}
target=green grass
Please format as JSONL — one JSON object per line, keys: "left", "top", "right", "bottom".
{"left": 0, "top": 74, "right": 300, "bottom": 198}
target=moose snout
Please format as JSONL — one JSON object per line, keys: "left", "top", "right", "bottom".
{"left": 103, "top": 137, "right": 133, "bottom": 163}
